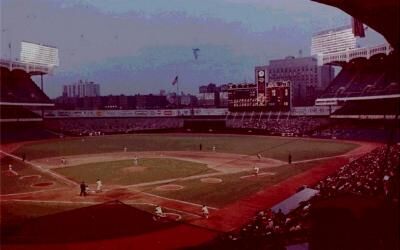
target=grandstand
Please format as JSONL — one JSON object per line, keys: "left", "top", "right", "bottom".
{"left": 318, "top": 51, "right": 399, "bottom": 99}
{"left": 331, "top": 98, "right": 400, "bottom": 118}
{"left": 0, "top": 67, "right": 52, "bottom": 105}
{"left": 204, "top": 145, "right": 400, "bottom": 250}
{"left": 0, "top": 59, "right": 56, "bottom": 143}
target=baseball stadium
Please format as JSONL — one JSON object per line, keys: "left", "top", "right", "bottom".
{"left": 1, "top": 0, "right": 399, "bottom": 250}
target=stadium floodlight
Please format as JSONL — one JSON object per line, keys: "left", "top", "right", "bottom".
{"left": 20, "top": 41, "right": 59, "bottom": 67}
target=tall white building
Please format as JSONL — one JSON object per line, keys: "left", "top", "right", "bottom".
{"left": 311, "top": 25, "right": 357, "bottom": 56}
{"left": 62, "top": 80, "right": 100, "bottom": 97}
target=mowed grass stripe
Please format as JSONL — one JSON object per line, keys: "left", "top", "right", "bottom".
{"left": 53, "top": 158, "right": 215, "bottom": 185}
{"left": 15, "top": 134, "right": 357, "bottom": 161}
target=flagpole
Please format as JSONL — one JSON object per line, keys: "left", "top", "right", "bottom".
{"left": 175, "top": 64, "right": 179, "bottom": 109}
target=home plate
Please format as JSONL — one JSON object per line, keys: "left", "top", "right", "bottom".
{"left": 240, "top": 172, "right": 276, "bottom": 179}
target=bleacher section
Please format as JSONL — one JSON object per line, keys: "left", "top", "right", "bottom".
{"left": 45, "top": 118, "right": 184, "bottom": 135}
{"left": 320, "top": 54, "right": 400, "bottom": 98}
{"left": 0, "top": 67, "right": 52, "bottom": 105}
{"left": 226, "top": 114, "right": 329, "bottom": 136}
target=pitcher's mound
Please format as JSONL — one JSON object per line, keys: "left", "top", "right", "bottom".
{"left": 123, "top": 166, "right": 147, "bottom": 173}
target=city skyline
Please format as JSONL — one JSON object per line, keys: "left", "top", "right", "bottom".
{"left": 1, "top": 0, "right": 386, "bottom": 98}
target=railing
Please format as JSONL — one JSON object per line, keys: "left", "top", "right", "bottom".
{"left": 0, "top": 59, "right": 55, "bottom": 75}
{"left": 321, "top": 43, "right": 393, "bottom": 65}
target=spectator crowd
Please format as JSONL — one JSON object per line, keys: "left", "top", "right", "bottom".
{"left": 226, "top": 115, "right": 326, "bottom": 136}
{"left": 45, "top": 118, "right": 184, "bottom": 136}
{"left": 215, "top": 145, "right": 400, "bottom": 249}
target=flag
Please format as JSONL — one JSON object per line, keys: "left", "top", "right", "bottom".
{"left": 172, "top": 75, "right": 178, "bottom": 86}
{"left": 192, "top": 48, "right": 200, "bottom": 60}
{"left": 352, "top": 17, "right": 365, "bottom": 38}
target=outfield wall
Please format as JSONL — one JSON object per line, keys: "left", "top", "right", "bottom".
{"left": 42, "top": 108, "right": 228, "bottom": 118}
{"left": 41, "top": 106, "right": 335, "bottom": 118}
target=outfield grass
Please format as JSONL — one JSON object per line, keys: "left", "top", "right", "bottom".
{"left": 0, "top": 157, "right": 64, "bottom": 194}
{"left": 14, "top": 134, "right": 357, "bottom": 161}
{"left": 144, "top": 159, "right": 328, "bottom": 207}
{"left": 53, "top": 158, "right": 215, "bottom": 185}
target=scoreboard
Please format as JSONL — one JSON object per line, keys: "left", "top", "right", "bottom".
{"left": 228, "top": 81, "right": 291, "bottom": 112}
{"left": 266, "top": 81, "right": 291, "bottom": 111}
{"left": 20, "top": 41, "right": 59, "bottom": 67}
{"left": 228, "top": 84, "right": 257, "bottom": 109}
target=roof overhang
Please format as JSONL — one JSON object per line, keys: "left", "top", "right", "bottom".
{"left": 312, "top": 0, "right": 400, "bottom": 50}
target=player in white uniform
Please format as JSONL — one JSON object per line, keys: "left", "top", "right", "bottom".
{"left": 202, "top": 205, "right": 209, "bottom": 218}
{"left": 96, "top": 179, "right": 103, "bottom": 192}
{"left": 254, "top": 166, "right": 260, "bottom": 176}
{"left": 154, "top": 205, "right": 165, "bottom": 220}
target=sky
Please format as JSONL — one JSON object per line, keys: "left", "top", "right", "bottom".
{"left": 1, "top": 0, "right": 386, "bottom": 98}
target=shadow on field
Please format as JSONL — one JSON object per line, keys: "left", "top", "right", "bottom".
{"left": 1, "top": 200, "right": 180, "bottom": 244}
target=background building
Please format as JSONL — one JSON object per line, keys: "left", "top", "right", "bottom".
{"left": 311, "top": 25, "right": 357, "bottom": 55}
{"left": 62, "top": 80, "right": 100, "bottom": 98}
{"left": 263, "top": 56, "right": 334, "bottom": 106}
{"left": 227, "top": 81, "right": 291, "bottom": 112}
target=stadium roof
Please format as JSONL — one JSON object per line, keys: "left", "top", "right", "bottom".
{"left": 312, "top": 0, "right": 400, "bottom": 50}
{"left": 0, "top": 59, "right": 55, "bottom": 75}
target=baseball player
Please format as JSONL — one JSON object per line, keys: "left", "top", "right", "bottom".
{"left": 202, "top": 205, "right": 209, "bottom": 218}
{"left": 154, "top": 205, "right": 165, "bottom": 220}
{"left": 80, "top": 181, "right": 88, "bottom": 196}
{"left": 96, "top": 178, "right": 103, "bottom": 192}
{"left": 254, "top": 165, "right": 260, "bottom": 176}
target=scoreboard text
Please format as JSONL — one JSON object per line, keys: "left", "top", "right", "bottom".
{"left": 228, "top": 81, "right": 291, "bottom": 111}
